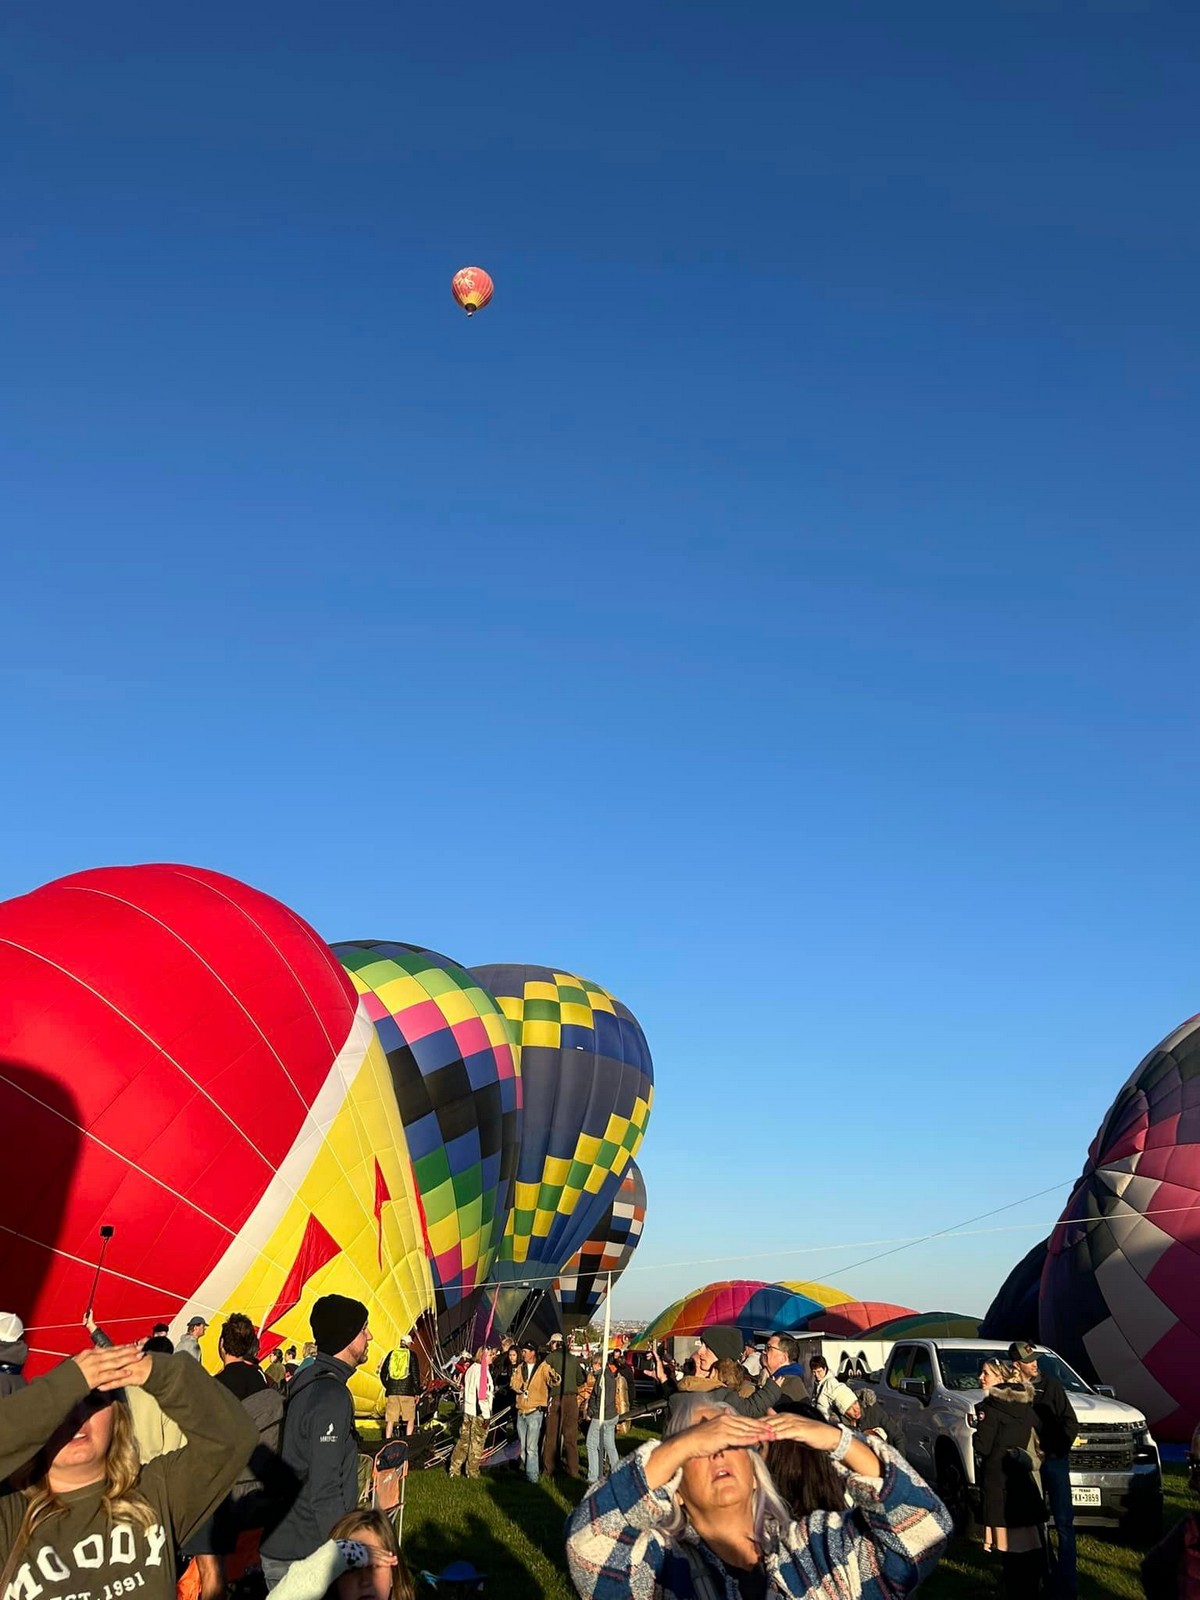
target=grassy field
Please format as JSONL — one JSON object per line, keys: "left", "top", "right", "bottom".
{"left": 395, "top": 1431, "right": 1189, "bottom": 1599}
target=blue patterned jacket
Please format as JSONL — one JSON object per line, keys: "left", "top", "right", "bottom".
{"left": 565, "top": 1438, "right": 950, "bottom": 1600}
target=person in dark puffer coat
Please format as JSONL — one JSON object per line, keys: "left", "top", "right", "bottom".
{"left": 974, "top": 1360, "right": 1048, "bottom": 1598}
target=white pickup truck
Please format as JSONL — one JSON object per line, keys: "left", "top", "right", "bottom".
{"left": 861, "top": 1338, "right": 1163, "bottom": 1540}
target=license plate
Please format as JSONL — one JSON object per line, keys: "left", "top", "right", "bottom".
{"left": 1072, "top": 1487, "right": 1101, "bottom": 1507}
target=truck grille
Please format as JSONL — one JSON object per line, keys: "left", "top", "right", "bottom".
{"left": 1071, "top": 1439, "right": 1134, "bottom": 1473}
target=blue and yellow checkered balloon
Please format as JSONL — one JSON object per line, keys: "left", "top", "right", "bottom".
{"left": 469, "top": 965, "right": 653, "bottom": 1305}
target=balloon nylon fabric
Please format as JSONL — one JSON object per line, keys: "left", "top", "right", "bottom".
{"left": 334, "top": 941, "right": 522, "bottom": 1343}
{"left": 635, "top": 1278, "right": 850, "bottom": 1347}
{"left": 558, "top": 1160, "right": 647, "bottom": 1323}
{"left": 0, "top": 863, "right": 432, "bottom": 1408}
{"left": 469, "top": 964, "right": 653, "bottom": 1295}
{"left": 1040, "top": 1010, "right": 1200, "bottom": 1441}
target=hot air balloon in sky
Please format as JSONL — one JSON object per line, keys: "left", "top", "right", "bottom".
{"left": 332, "top": 940, "right": 522, "bottom": 1345}
{"left": 469, "top": 964, "right": 653, "bottom": 1331}
{"left": 1040, "top": 1012, "right": 1200, "bottom": 1441}
{"left": 635, "top": 1279, "right": 852, "bottom": 1348}
{"left": 557, "top": 1160, "right": 647, "bottom": 1328}
{"left": 0, "top": 865, "right": 433, "bottom": 1412}
{"left": 451, "top": 266, "right": 493, "bottom": 317}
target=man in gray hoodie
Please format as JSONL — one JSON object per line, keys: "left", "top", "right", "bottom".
{"left": 0, "top": 1311, "right": 27, "bottom": 1397}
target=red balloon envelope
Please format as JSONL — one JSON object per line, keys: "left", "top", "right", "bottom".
{"left": 0, "top": 864, "right": 432, "bottom": 1371}
{"left": 451, "top": 266, "right": 494, "bottom": 317}
{"left": 805, "top": 1301, "right": 916, "bottom": 1336}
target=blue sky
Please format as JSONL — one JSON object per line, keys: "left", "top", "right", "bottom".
{"left": 4, "top": 1, "right": 1199, "bottom": 1321}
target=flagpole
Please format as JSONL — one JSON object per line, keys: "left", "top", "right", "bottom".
{"left": 599, "top": 1270, "right": 613, "bottom": 1427}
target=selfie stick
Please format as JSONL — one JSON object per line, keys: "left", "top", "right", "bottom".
{"left": 85, "top": 1224, "right": 115, "bottom": 1317}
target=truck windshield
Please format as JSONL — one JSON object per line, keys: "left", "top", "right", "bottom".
{"left": 938, "top": 1349, "right": 1012, "bottom": 1391}
{"left": 936, "top": 1348, "right": 1095, "bottom": 1394}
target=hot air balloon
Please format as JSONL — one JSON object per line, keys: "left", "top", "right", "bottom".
{"left": 634, "top": 1280, "right": 852, "bottom": 1348}
{"left": 557, "top": 1160, "right": 647, "bottom": 1328}
{"left": 1040, "top": 1012, "right": 1200, "bottom": 1441}
{"left": 806, "top": 1301, "right": 917, "bottom": 1337}
{"left": 866, "top": 1312, "right": 981, "bottom": 1339}
{"left": 0, "top": 864, "right": 434, "bottom": 1414}
{"left": 332, "top": 941, "right": 522, "bottom": 1346}
{"left": 980, "top": 1238, "right": 1047, "bottom": 1345}
{"left": 469, "top": 964, "right": 653, "bottom": 1333}
{"left": 451, "top": 266, "right": 494, "bottom": 317}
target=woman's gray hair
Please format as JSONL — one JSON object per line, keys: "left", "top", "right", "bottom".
{"left": 658, "top": 1394, "right": 791, "bottom": 1546}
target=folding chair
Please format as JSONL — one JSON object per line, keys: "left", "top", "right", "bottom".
{"left": 372, "top": 1439, "right": 410, "bottom": 1548}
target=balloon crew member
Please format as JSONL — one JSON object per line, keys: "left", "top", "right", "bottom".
{"left": 0, "top": 1342, "right": 256, "bottom": 1600}
{"left": 511, "top": 1340, "right": 557, "bottom": 1485}
{"left": 1009, "top": 1341, "right": 1078, "bottom": 1600}
{"left": 448, "top": 1348, "right": 494, "bottom": 1480}
{"left": 378, "top": 1336, "right": 419, "bottom": 1443}
{"left": 260, "top": 1296, "right": 372, "bottom": 1594}
{"left": 542, "top": 1333, "right": 585, "bottom": 1480}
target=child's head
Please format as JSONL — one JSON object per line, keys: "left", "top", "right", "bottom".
{"left": 328, "top": 1510, "right": 413, "bottom": 1600}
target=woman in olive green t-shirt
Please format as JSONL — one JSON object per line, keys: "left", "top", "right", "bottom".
{"left": 1, "top": 1343, "right": 256, "bottom": 1600}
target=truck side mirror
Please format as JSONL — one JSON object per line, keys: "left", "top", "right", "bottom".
{"left": 1094, "top": 1384, "right": 1116, "bottom": 1398}
{"left": 900, "top": 1377, "right": 930, "bottom": 1402}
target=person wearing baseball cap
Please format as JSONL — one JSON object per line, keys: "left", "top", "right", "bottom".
{"left": 176, "top": 1315, "right": 209, "bottom": 1362}
{"left": 1009, "top": 1341, "right": 1079, "bottom": 1597}
{"left": 260, "top": 1295, "right": 372, "bottom": 1590}
{"left": 512, "top": 1338, "right": 557, "bottom": 1482}
{"left": 0, "top": 1311, "right": 27, "bottom": 1397}
{"left": 378, "top": 1330, "right": 420, "bottom": 1441}
{"left": 542, "top": 1332, "right": 585, "bottom": 1478}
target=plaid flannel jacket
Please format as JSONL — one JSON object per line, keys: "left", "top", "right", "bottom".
{"left": 565, "top": 1438, "right": 950, "bottom": 1600}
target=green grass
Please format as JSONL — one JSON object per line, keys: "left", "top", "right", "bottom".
{"left": 396, "top": 1433, "right": 1191, "bottom": 1599}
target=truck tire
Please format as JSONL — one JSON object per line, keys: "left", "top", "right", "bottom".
{"left": 935, "top": 1444, "right": 970, "bottom": 1535}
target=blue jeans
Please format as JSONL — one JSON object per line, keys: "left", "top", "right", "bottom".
{"left": 517, "top": 1408, "right": 543, "bottom": 1481}
{"left": 1042, "top": 1456, "right": 1076, "bottom": 1596}
{"left": 587, "top": 1419, "right": 619, "bottom": 1484}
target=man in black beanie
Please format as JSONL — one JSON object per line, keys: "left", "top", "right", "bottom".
{"left": 667, "top": 1324, "right": 783, "bottom": 1420}
{"left": 260, "top": 1294, "right": 372, "bottom": 1592}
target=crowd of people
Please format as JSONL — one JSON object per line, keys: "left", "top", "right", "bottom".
{"left": 3, "top": 1304, "right": 1199, "bottom": 1600}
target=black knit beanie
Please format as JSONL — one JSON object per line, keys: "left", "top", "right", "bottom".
{"left": 311, "top": 1294, "right": 369, "bottom": 1355}
{"left": 700, "top": 1325, "right": 744, "bottom": 1364}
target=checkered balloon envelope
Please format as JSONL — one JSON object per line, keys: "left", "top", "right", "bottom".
{"left": 334, "top": 941, "right": 523, "bottom": 1345}
{"left": 469, "top": 964, "right": 654, "bottom": 1310}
